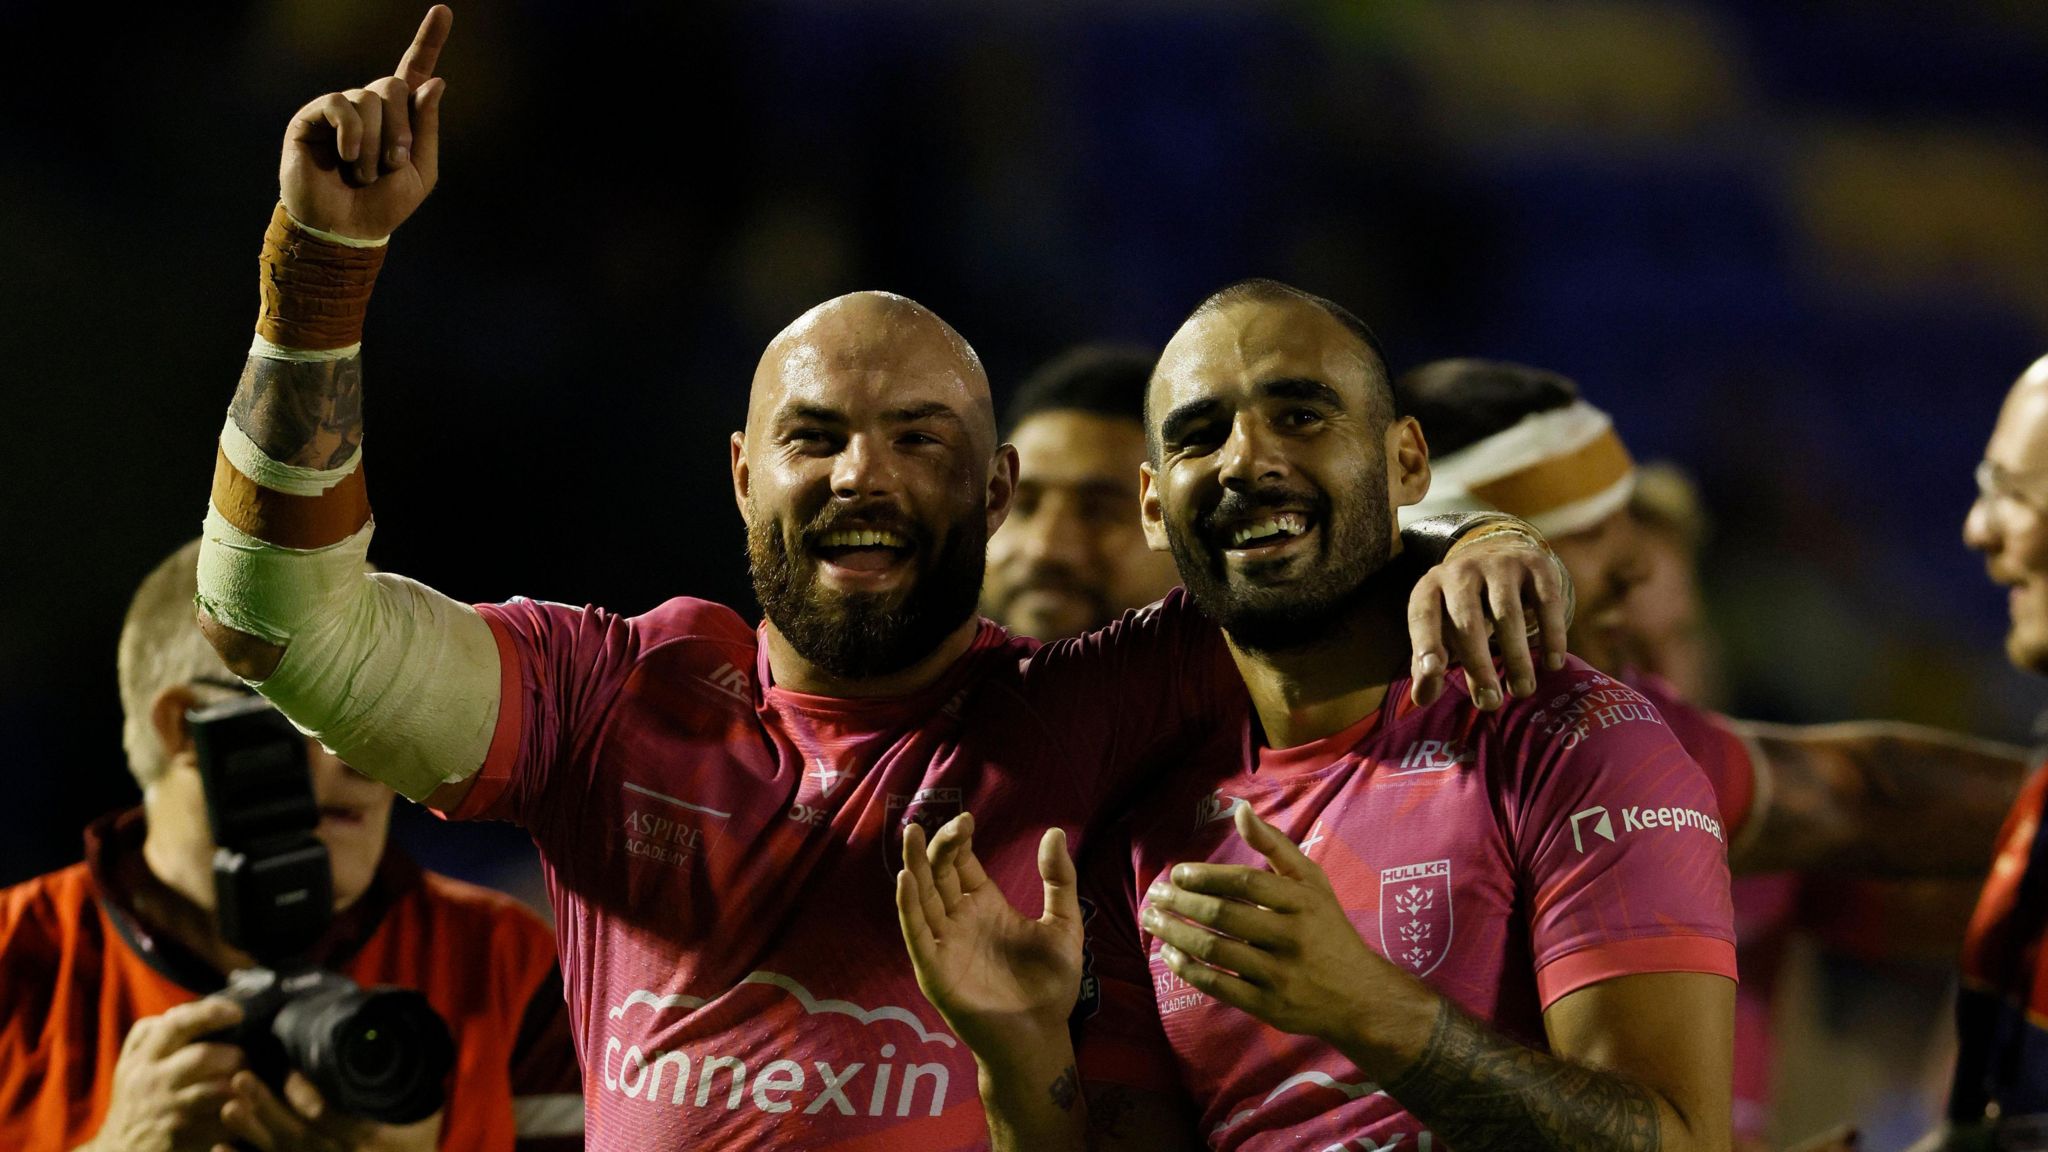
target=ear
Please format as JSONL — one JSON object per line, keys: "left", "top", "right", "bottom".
{"left": 1387, "top": 416, "right": 1431, "bottom": 508}
{"left": 1140, "top": 462, "right": 1170, "bottom": 552}
{"left": 986, "top": 443, "right": 1019, "bottom": 536}
{"left": 149, "top": 683, "right": 204, "bottom": 763}
{"left": 731, "top": 431, "right": 751, "bottom": 526}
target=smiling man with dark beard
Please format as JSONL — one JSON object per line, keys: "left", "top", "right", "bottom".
{"left": 898, "top": 279, "right": 1740, "bottom": 1152}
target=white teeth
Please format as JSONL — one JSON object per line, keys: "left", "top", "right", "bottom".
{"left": 1230, "top": 514, "right": 1307, "bottom": 547}
{"left": 818, "top": 529, "right": 909, "bottom": 549}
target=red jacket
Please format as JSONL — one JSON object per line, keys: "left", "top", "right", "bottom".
{"left": 0, "top": 809, "right": 581, "bottom": 1151}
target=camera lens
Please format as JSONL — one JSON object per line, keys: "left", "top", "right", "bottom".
{"left": 273, "top": 976, "right": 454, "bottom": 1125}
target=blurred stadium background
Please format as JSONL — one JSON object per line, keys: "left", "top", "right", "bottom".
{"left": 3, "top": 0, "right": 2045, "bottom": 1143}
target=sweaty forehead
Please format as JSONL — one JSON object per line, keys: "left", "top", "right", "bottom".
{"left": 1150, "top": 298, "right": 1377, "bottom": 415}
{"left": 748, "top": 294, "right": 995, "bottom": 443}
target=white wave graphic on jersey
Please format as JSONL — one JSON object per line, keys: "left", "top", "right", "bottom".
{"left": 1208, "top": 1070, "right": 1384, "bottom": 1143}
{"left": 608, "top": 971, "right": 957, "bottom": 1048}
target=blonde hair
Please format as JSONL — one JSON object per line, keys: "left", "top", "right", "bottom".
{"left": 117, "top": 538, "right": 240, "bottom": 788}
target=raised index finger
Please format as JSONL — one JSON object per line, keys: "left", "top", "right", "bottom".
{"left": 396, "top": 6, "right": 454, "bottom": 89}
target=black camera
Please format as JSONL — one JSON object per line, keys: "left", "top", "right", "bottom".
{"left": 188, "top": 695, "right": 454, "bottom": 1125}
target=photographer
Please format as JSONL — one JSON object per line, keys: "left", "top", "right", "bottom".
{"left": 0, "top": 540, "right": 581, "bottom": 1152}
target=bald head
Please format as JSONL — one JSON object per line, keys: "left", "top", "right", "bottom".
{"left": 748, "top": 291, "right": 996, "bottom": 459}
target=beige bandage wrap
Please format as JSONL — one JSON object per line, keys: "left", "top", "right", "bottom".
{"left": 1402, "top": 401, "right": 1636, "bottom": 538}
{"left": 255, "top": 203, "right": 388, "bottom": 355}
{"left": 195, "top": 511, "right": 500, "bottom": 804}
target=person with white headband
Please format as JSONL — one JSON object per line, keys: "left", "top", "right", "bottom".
{"left": 1395, "top": 357, "right": 2025, "bottom": 884}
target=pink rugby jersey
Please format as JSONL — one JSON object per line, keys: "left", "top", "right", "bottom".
{"left": 447, "top": 591, "right": 1232, "bottom": 1150}
{"left": 1078, "top": 659, "right": 1737, "bottom": 1152}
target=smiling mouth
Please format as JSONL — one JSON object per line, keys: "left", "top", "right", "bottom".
{"left": 1219, "top": 512, "right": 1315, "bottom": 556}
{"left": 811, "top": 528, "right": 915, "bottom": 574}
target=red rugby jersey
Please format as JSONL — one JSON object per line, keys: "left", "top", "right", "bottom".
{"left": 451, "top": 590, "right": 1233, "bottom": 1150}
{"left": 1078, "top": 660, "right": 1737, "bottom": 1151}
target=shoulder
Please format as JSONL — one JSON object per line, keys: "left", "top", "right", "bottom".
{"left": 1471, "top": 658, "right": 1701, "bottom": 795}
{"left": 478, "top": 594, "right": 752, "bottom": 644}
{"left": 0, "top": 864, "right": 100, "bottom": 1029}
{"left": 410, "top": 871, "right": 553, "bottom": 948}
{"left": 0, "top": 862, "right": 94, "bottom": 954}
{"left": 384, "top": 871, "right": 559, "bottom": 995}
{"left": 1021, "top": 587, "right": 1217, "bottom": 675}
{"left": 1484, "top": 657, "right": 1665, "bottom": 746}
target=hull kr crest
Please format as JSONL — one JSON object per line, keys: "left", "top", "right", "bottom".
{"left": 1380, "top": 860, "right": 1453, "bottom": 978}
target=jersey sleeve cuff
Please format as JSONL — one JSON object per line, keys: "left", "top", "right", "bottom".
{"left": 438, "top": 607, "right": 527, "bottom": 822}
{"left": 1535, "top": 934, "right": 1738, "bottom": 1008}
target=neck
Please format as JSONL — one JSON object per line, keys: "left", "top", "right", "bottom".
{"left": 139, "top": 799, "right": 259, "bottom": 973}
{"left": 1226, "top": 559, "right": 1415, "bottom": 751}
{"left": 764, "top": 615, "right": 984, "bottom": 698}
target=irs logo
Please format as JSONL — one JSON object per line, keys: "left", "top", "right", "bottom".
{"left": 1379, "top": 860, "right": 1453, "bottom": 978}
{"left": 885, "top": 788, "right": 966, "bottom": 875}
{"left": 1195, "top": 791, "right": 1245, "bottom": 831}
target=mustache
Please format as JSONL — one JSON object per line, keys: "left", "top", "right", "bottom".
{"left": 798, "top": 501, "right": 928, "bottom": 551}
{"left": 1195, "top": 485, "right": 1324, "bottom": 541}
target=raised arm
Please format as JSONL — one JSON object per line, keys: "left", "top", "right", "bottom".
{"left": 196, "top": 6, "right": 495, "bottom": 809}
{"left": 1731, "top": 720, "right": 2029, "bottom": 876}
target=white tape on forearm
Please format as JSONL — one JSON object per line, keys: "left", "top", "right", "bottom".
{"left": 249, "top": 333, "right": 362, "bottom": 363}
{"left": 196, "top": 509, "right": 498, "bottom": 801}
{"left": 218, "top": 417, "right": 361, "bottom": 497}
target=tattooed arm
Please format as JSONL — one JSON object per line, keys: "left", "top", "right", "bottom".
{"left": 201, "top": 9, "right": 495, "bottom": 809}
{"left": 1730, "top": 719, "right": 2027, "bottom": 876}
{"left": 1382, "top": 973, "right": 1733, "bottom": 1152}
{"left": 1146, "top": 806, "right": 1732, "bottom": 1152}
{"left": 231, "top": 355, "right": 366, "bottom": 472}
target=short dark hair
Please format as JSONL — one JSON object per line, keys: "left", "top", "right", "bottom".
{"left": 1003, "top": 343, "right": 1156, "bottom": 438}
{"left": 1148, "top": 279, "right": 1396, "bottom": 461}
{"left": 1193, "top": 279, "right": 1391, "bottom": 394}
{"left": 1393, "top": 358, "right": 1580, "bottom": 456}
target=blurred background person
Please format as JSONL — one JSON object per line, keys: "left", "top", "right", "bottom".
{"left": 1397, "top": 358, "right": 2030, "bottom": 1149}
{"left": 0, "top": 540, "right": 582, "bottom": 1152}
{"left": 1940, "top": 353, "right": 2048, "bottom": 1150}
{"left": 981, "top": 344, "right": 1180, "bottom": 640}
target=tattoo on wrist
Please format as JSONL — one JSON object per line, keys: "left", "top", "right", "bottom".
{"left": 229, "top": 355, "right": 365, "bottom": 469}
{"left": 1385, "top": 1000, "right": 1662, "bottom": 1152}
{"left": 1049, "top": 1065, "right": 1079, "bottom": 1113}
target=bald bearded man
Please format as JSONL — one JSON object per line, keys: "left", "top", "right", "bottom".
{"left": 188, "top": 10, "right": 1570, "bottom": 1149}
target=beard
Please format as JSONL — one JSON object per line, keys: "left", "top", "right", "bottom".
{"left": 1168, "top": 458, "right": 1396, "bottom": 653}
{"left": 748, "top": 499, "right": 988, "bottom": 680}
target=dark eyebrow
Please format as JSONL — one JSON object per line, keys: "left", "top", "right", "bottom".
{"left": 1159, "top": 397, "right": 1224, "bottom": 447}
{"left": 774, "top": 402, "right": 847, "bottom": 428}
{"left": 1256, "top": 377, "right": 1345, "bottom": 407}
{"left": 882, "top": 401, "right": 964, "bottom": 426}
